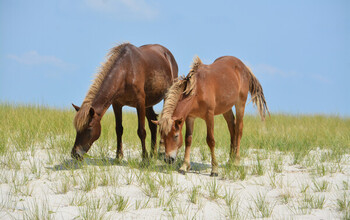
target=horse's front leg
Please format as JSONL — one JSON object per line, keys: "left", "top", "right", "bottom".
{"left": 179, "top": 117, "right": 195, "bottom": 174}
{"left": 206, "top": 111, "right": 218, "bottom": 177}
{"left": 146, "top": 107, "right": 158, "bottom": 158}
{"left": 136, "top": 100, "right": 148, "bottom": 161}
{"left": 113, "top": 103, "right": 124, "bottom": 160}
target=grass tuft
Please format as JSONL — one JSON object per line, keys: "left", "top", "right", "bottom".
{"left": 249, "top": 192, "right": 275, "bottom": 218}
{"left": 337, "top": 192, "right": 350, "bottom": 219}
{"left": 107, "top": 195, "right": 130, "bottom": 212}
{"left": 189, "top": 186, "right": 201, "bottom": 204}
{"left": 23, "top": 199, "right": 52, "bottom": 220}
{"left": 313, "top": 179, "right": 331, "bottom": 192}
{"left": 206, "top": 178, "right": 222, "bottom": 200}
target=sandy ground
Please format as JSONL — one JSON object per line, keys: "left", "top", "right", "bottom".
{"left": 0, "top": 145, "right": 349, "bottom": 219}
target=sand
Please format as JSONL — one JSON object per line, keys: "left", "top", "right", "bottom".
{"left": 0, "top": 146, "right": 349, "bottom": 219}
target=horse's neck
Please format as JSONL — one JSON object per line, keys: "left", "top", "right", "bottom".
{"left": 91, "top": 85, "right": 118, "bottom": 117}
{"left": 91, "top": 66, "right": 124, "bottom": 117}
{"left": 173, "top": 95, "right": 195, "bottom": 120}
{"left": 91, "top": 101, "right": 110, "bottom": 118}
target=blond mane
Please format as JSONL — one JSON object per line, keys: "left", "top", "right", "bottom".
{"left": 158, "top": 56, "right": 201, "bottom": 135}
{"left": 74, "top": 43, "right": 129, "bottom": 131}
{"left": 190, "top": 55, "right": 202, "bottom": 73}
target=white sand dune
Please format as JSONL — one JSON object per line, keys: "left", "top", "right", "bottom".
{"left": 0, "top": 147, "right": 349, "bottom": 219}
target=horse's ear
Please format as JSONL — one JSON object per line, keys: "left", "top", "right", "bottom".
{"left": 89, "top": 107, "right": 95, "bottom": 117}
{"left": 151, "top": 120, "right": 159, "bottom": 125}
{"left": 72, "top": 103, "right": 80, "bottom": 112}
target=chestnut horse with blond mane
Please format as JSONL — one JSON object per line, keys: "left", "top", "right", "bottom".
{"left": 71, "top": 43, "right": 178, "bottom": 161}
{"left": 154, "top": 56, "right": 269, "bottom": 176}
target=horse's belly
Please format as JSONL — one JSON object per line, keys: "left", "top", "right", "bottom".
{"left": 214, "top": 98, "right": 238, "bottom": 115}
{"left": 144, "top": 71, "right": 171, "bottom": 107}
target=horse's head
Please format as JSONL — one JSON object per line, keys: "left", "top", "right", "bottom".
{"left": 71, "top": 104, "right": 101, "bottom": 160}
{"left": 153, "top": 117, "right": 184, "bottom": 164}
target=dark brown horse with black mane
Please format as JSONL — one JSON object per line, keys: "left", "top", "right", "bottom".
{"left": 71, "top": 43, "right": 178, "bottom": 160}
{"left": 153, "top": 56, "right": 269, "bottom": 176}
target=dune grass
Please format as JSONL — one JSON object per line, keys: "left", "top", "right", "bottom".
{"left": 1, "top": 103, "right": 349, "bottom": 157}
{"left": 0, "top": 103, "right": 349, "bottom": 219}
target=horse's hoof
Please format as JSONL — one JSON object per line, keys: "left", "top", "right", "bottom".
{"left": 114, "top": 158, "right": 122, "bottom": 164}
{"left": 210, "top": 172, "right": 218, "bottom": 177}
{"left": 116, "top": 154, "right": 123, "bottom": 160}
{"left": 178, "top": 169, "right": 186, "bottom": 175}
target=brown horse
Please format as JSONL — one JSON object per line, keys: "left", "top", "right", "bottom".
{"left": 154, "top": 56, "right": 269, "bottom": 176}
{"left": 71, "top": 43, "right": 178, "bottom": 160}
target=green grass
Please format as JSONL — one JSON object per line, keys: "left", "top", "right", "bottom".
{"left": 67, "top": 192, "right": 88, "bottom": 206}
{"left": 223, "top": 188, "right": 241, "bottom": 219}
{"left": 280, "top": 189, "right": 293, "bottom": 204}
{"left": 189, "top": 186, "right": 201, "bottom": 204}
{"left": 78, "top": 198, "right": 106, "bottom": 220}
{"left": 302, "top": 193, "right": 326, "bottom": 210}
{"left": 107, "top": 195, "right": 130, "bottom": 212}
{"left": 313, "top": 179, "right": 331, "bottom": 192}
{"left": 337, "top": 192, "right": 350, "bottom": 219}
{"left": 1, "top": 104, "right": 349, "bottom": 158}
{"left": 139, "top": 172, "right": 161, "bottom": 198}
{"left": 206, "top": 178, "right": 222, "bottom": 200}
{"left": 23, "top": 199, "right": 53, "bottom": 220}
{"left": 249, "top": 192, "right": 275, "bottom": 218}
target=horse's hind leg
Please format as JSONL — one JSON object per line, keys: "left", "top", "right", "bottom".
{"left": 223, "top": 109, "right": 237, "bottom": 164}
{"left": 234, "top": 104, "right": 246, "bottom": 164}
{"left": 113, "top": 104, "right": 124, "bottom": 160}
{"left": 146, "top": 107, "right": 158, "bottom": 158}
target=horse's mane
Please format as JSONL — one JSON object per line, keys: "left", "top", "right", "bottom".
{"left": 74, "top": 43, "right": 129, "bottom": 131}
{"left": 158, "top": 56, "right": 201, "bottom": 135}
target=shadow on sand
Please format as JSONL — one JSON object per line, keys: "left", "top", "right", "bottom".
{"left": 48, "top": 157, "right": 119, "bottom": 171}
{"left": 47, "top": 157, "right": 213, "bottom": 175}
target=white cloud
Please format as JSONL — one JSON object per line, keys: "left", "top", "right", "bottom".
{"left": 85, "top": 0, "right": 158, "bottom": 20}
{"left": 311, "top": 74, "right": 332, "bottom": 84}
{"left": 253, "top": 63, "right": 297, "bottom": 77}
{"left": 252, "top": 63, "right": 331, "bottom": 84}
{"left": 8, "top": 51, "right": 69, "bottom": 68}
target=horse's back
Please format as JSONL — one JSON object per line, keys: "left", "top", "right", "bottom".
{"left": 211, "top": 55, "right": 250, "bottom": 87}
{"left": 212, "top": 56, "right": 247, "bottom": 72}
{"left": 140, "top": 44, "right": 178, "bottom": 76}
{"left": 196, "top": 56, "right": 250, "bottom": 115}
{"left": 138, "top": 44, "right": 178, "bottom": 106}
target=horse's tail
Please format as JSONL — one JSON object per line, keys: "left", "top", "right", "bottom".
{"left": 246, "top": 66, "right": 270, "bottom": 120}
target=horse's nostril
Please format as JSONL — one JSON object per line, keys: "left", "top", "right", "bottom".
{"left": 71, "top": 149, "right": 83, "bottom": 161}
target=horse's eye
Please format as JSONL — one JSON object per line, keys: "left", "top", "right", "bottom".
{"left": 174, "top": 134, "right": 179, "bottom": 140}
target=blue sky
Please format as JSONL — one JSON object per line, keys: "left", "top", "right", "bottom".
{"left": 1, "top": 0, "right": 349, "bottom": 115}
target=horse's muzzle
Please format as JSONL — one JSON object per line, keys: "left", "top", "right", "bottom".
{"left": 71, "top": 148, "right": 84, "bottom": 161}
